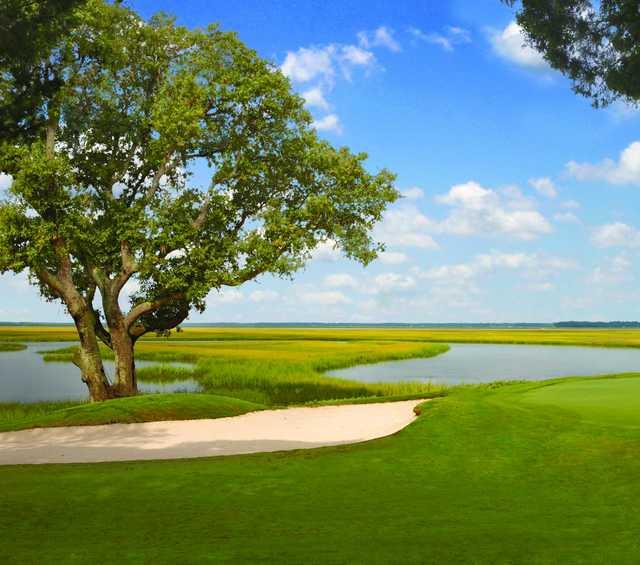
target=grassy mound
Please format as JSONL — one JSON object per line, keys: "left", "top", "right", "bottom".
{"left": 0, "top": 394, "right": 264, "bottom": 432}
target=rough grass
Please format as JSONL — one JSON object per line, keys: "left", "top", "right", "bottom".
{"left": 0, "top": 394, "right": 264, "bottom": 432}
{"left": 3, "top": 374, "right": 640, "bottom": 562}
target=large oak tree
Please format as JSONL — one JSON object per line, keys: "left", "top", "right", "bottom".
{"left": 503, "top": 0, "right": 640, "bottom": 108}
{"left": 0, "top": 0, "right": 397, "bottom": 401}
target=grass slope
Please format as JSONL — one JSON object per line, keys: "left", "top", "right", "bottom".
{"left": 3, "top": 374, "right": 640, "bottom": 563}
{"left": 0, "top": 394, "right": 264, "bottom": 432}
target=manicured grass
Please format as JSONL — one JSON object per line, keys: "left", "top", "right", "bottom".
{"left": 2, "top": 374, "right": 640, "bottom": 562}
{"left": 0, "top": 394, "right": 264, "bottom": 432}
{"left": 520, "top": 373, "right": 640, "bottom": 427}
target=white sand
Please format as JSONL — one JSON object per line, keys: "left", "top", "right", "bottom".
{"left": 0, "top": 399, "right": 428, "bottom": 465}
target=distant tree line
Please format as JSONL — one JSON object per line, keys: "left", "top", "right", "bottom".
{"left": 554, "top": 322, "right": 640, "bottom": 328}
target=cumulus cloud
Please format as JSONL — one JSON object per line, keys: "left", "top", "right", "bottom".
{"left": 529, "top": 177, "right": 557, "bottom": 198}
{"left": 378, "top": 251, "right": 409, "bottom": 265}
{"left": 312, "top": 113, "right": 342, "bottom": 134}
{"left": 324, "top": 273, "right": 358, "bottom": 288}
{"left": 554, "top": 211, "right": 580, "bottom": 224}
{"left": 589, "top": 254, "right": 633, "bottom": 286}
{"left": 312, "top": 239, "right": 341, "bottom": 262}
{"left": 566, "top": 141, "right": 640, "bottom": 185}
{"left": 298, "top": 290, "right": 351, "bottom": 305}
{"left": 417, "top": 251, "right": 575, "bottom": 296}
{"left": 374, "top": 204, "right": 439, "bottom": 249}
{"left": 561, "top": 199, "right": 580, "bottom": 209}
{"left": 302, "top": 87, "right": 330, "bottom": 111}
{"left": 591, "top": 222, "right": 640, "bottom": 248}
{"left": 409, "top": 26, "right": 471, "bottom": 52}
{"left": 489, "top": 21, "right": 548, "bottom": 70}
{"left": 401, "top": 186, "right": 424, "bottom": 200}
{"left": 206, "top": 288, "right": 243, "bottom": 305}
{"left": 249, "top": 289, "right": 280, "bottom": 303}
{"left": 358, "top": 26, "right": 401, "bottom": 53}
{"left": 368, "top": 272, "right": 417, "bottom": 294}
{"left": 281, "top": 46, "right": 336, "bottom": 84}
{"left": 436, "top": 181, "right": 552, "bottom": 240}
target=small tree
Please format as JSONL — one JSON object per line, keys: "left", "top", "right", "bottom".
{"left": 0, "top": 0, "right": 397, "bottom": 401}
{"left": 503, "top": 0, "right": 640, "bottom": 108}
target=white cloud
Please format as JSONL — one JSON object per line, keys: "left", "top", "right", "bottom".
{"left": 554, "top": 211, "right": 580, "bottom": 224}
{"left": 281, "top": 46, "right": 335, "bottom": 83}
{"left": 417, "top": 251, "right": 575, "bottom": 297}
{"left": 401, "top": 186, "right": 424, "bottom": 200}
{"left": 312, "top": 113, "right": 342, "bottom": 134}
{"left": 324, "top": 273, "right": 358, "bottom": 289}
{"left": 0, "top": 174, "right": 12, "bottom": 191}
{"left": 312, "top": 239, "right": 341, "bottom": 262}
{"left": 566, "top": 141, "right": 640, "bottom": 185}
{"left": 591, "top": 222, "right": 640, "bottom": 248}
{"left": 206, "top": 288, "right": 243, "bottom": 305}
{"left": 529, "top": 282, "right": 554, "bottom": 292}
{"left": 529, "top": 177, "right": 557, "bottom": 198}
{"left": 368, "top": 272, "right": 417, "bottom": 294}
{"left": 608, "top": 100, "right": 640, "bottom": 121}
{"left": 561, "top": 199, "right": 580, "bottom": 209}
{"left": 489, "top": 21, "right": 548, "bottom": 69}
{"left": 589, "top": 254, "right": 633, "bottom": 286}
{"left": 339, "top": 45, "right": 376, "bottom": 70}
{"left": 249, "top": 289, "right": 280, "bottom": 303}
{"left": 302, "top": 87, "right": 330, "bottom": 111}
{"left": 374, "top": 204, "right": 439, "bottom": 249}
{"left": 358, "top": 26, "right": 401, "bottom": 53}
{"left": 298, "top": 290, "right": 351, "bottom": 305}
{"left": 436, "top": 181, "right": 552, "bottom": 240}
{"left": 409, "top": 26, "right": 471, "bottom": 52}
{"left": 378, "top": 251, "right": 408, "bottom": 265}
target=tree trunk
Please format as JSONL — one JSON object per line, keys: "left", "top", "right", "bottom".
{"left": 72, "top": 309, "right": 115, "bottom": 402}
{"left": 111, "top": 328, "right": 137, "bottom": 397}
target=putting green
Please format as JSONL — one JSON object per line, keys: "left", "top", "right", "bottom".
{"left": 521, "top": 376, "right": 640, "bottom": 427}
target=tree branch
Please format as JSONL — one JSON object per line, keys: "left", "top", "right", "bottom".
{"left": 124, "top": 291, "right": 186, "bottom": 330}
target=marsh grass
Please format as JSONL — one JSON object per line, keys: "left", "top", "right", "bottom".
{"left": 38, "top": 340, "right": 449, "bottom": 406}
{"left": 0, "top": 342, "right": 26, "bottom": 352}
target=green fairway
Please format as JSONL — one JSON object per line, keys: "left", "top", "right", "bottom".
{"left": 520, "top": 375, "right": 640, "bottom": 428}
{"left": 3, "top": 374, "right": 640, "bottom": 563}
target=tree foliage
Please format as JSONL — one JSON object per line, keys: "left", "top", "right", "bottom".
{"left": 503, "top": 0, "right": 640, "bottom": 107}
{"left": 0, "top": 0, "right": 397, "bottom": 399}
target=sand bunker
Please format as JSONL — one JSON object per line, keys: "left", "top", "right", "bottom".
{"left": 0, "top": 398, "right": 428, "bottom": 465}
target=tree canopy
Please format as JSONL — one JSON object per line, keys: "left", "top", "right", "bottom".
{"left": 503, "top": 0, "right": 640, "bottom": 108}
{"left": 0, "top": 0, "right": 397, "bottom": 400}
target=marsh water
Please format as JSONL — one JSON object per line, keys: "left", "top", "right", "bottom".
{"left": 328, "top": 343, "right": 640, "bottom": 385}
{"left": 0, "top": 342, "right": 199, "bottom": 403}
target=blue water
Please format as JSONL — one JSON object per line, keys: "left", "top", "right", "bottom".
{"left": 327, "top": 343, "right": 640, "bottom": 385}
{"left": 0, "top": 342, "right": 199, "bottom": 402}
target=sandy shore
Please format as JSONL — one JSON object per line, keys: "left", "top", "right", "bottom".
{"left": 0, "top": 399, "right": 428, "bottom": 465}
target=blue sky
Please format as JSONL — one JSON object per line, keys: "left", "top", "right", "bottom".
{"left": 2, "top": 0, "right": 640, "bottom": 323}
